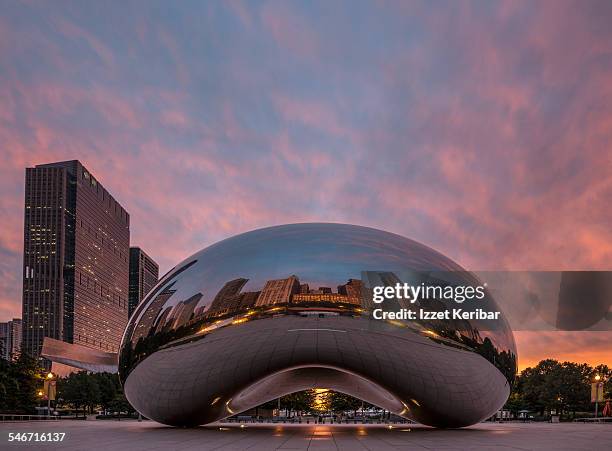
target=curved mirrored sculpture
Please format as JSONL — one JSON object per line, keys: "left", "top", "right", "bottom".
{"left": 119, "top": 223, "right": 516, "bottom": 428}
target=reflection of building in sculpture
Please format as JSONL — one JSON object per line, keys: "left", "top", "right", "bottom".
{"left": 209, "top": 278, "right": 248, "bottom": 314}
{"left": 202, "top": 278, "right": 261, "bottom": 318}
{"left": 133, "top": 284, "right": 176, "bottom": 342}
{"left": 193, "top": 305, "right": 207, "bottom": 317}
{"left": 236, "top": 291, "right": 260, "bottom": 310}
{"left": 338, "top": 279, "right": 364, "bottom": 305}
{"left": 155, "top": 307, "right": 173, "bottom": 333}
{"left": 292, "top": 293, "right": 351, "bottom": 304}
{"left": 255, "top": 275, "right": 300, "bottom": 307}
{"left": 291, "top": 279, "right": 363, "bottom": 306}
{"left": 169, "top": 293, "right": 203, "bottom": 329}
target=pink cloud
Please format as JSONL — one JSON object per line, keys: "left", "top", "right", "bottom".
{"left": 55, "top": 18, "right": 116, "bottom": 72}
{"left": 516, "top": 331, "right": 611, "bottom": 370}
{"left": 272, "top": 94, "right": 356, "bottom": 142}
{"left": 260, "top": 1, "right": 319, "bottom": 58}
{"left": 227, "top": 0, "right": 252, "bottom": 28}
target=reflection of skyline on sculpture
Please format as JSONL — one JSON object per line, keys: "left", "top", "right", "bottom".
{"left": 137, "top": 274, "right": 366, "bottom": 336}
{"left": 126, "top": 223, "right": 467, "bottom": 326}
{"left": 120, "top": 224, "right": 517, "bottom": 382}
{"left": 130, "top": 263, "right": 612, "bottom": 352}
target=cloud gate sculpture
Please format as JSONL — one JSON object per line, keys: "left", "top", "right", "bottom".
{"left": 119, "top": 223, "right": 516, "bottom": 428}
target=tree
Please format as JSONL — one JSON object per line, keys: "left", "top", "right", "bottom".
{"left": 329, "top": 391, "right": 363, "bottom": 417}
{"left": 0, "top": 358, "right": 18, "bottom": 411}
{"left": 58, "top": 371, "right": 101, "bottom": 416}
{"left": 557, "top": 362, "right": 591, "bottom": 414}
{"left": 55, "top": 371, "right": 135, "bottom": 417}
{"left": 520, "top": 359, "right": 563, "bottom": 415}
{"left": 505, "top": 359, "right": 609, "bottom": 419}
{"left": 260, "top": 390, "right": 317, "bottom": 417}
{"left": 108, "top": 392, "right": 134, "bottom": 415}
{"left": 281, "top": 391, "right": 316, "bottom": 417}
{"left": 504, "top": 391, "right": 527, "bottom": 417}
{"left": 0, "top": 353, "right": 45, "bottom": 414}
{"left": 92, "top": 372, "right": 121, "bottom": 412}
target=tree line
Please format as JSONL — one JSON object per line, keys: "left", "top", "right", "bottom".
{"left": 504, "top": 359, "right": 611, "bottom": 418}
{"left": 0, "top": 353, "right": 132, "bottom": 416}
{"left": 259, "top": 390, "right": 378, "bottom": 418}
{"left": 56, "top": 371, "right": 134, "bottom": 417}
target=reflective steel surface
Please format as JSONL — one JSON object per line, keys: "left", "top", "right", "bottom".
{"left": 119, "top": 223, "right": 517, "bottom": 428}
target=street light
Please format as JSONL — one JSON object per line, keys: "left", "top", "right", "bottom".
{"left": 593, "top": 374, "right": 602, "bottom": 418}
{"left": 45, "top": 372, "right": 55, "bottom": 418}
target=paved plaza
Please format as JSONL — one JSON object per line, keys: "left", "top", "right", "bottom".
{"left": 0, "top": 420, "right": 610, "bottom": 450}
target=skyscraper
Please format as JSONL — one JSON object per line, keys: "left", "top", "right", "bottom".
{"left": 208, "top": 278, "right": 248, "bottom": 314}
{"left": 22, "top": 160, "right": 130, "bottom": 365}
{"left": 0, "top": 323, "right": 7, "bottom": 359}
{"left": 0, "top": 318, "right": 22, "bottom": 361}
{"left": 337, "top": 279, "right": 364, "bottom": 306}
{"left": 255, "top": 275, "right": 300, "bottom": 307}
{"left": 169, "top": 293, "right": 203, "bottom": 329}
{"left": 128, "top": 247, "right": 159, "bottom": 317}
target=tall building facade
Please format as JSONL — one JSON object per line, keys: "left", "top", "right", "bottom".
{"left": 169, "top": 293, "right": 202, "bottom": 329}
{"left": 337, "top": 279, "right": 364, "bottom": 305}
{"left": 128, "top": 247, "right": 159, "bottom": 317}
{"left": 208, "top": 278, "right": 248, "bottom": 314}
{"left": 22, "top": 160, "right": 130, "bottom": 364}
{"left": 255, "top": 275, "right": 300, "bottom": 307}
{"left": 0, "top": 323, "right": 7, "bottom": 359}
{"left": 0, "top": 318, "right": 22, "bottom": 360}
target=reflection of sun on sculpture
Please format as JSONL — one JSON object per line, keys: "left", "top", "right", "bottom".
{"left": 312, "top": 389, "right": 331, "bottom": 412}
{"left": 119, "top": 223, "right": 517, "bottom": 428}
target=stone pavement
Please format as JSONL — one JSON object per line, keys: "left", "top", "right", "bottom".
{"left": 0, "top": 420, "right": 610, "bottom": 450}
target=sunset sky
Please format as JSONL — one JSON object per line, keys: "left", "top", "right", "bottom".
{"left": 1, "top": 0, "right": 611, "bottom": 370}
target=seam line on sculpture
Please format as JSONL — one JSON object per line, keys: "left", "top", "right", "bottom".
{"left": 287, "top": 328, "right": 347, "bottom": 333}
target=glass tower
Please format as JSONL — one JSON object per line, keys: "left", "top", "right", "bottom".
{"left": 128, "top": 247, "right": 159, "bottom": 318}
{"left": 22, "top": 160, "right": 130, "bottom": 366}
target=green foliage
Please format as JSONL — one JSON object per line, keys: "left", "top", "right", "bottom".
{"left": 108, "top": 392, "right": 135, "bottom": 415}
{"left": 56, "top": 371, "right": 132, "bottom": 416}
{"left": 258, "top": 390, "right": 372, "bottom": 416}
{"left": 91, "top": 372, "right": 122, "bottom": 410}
{"left": 57, "top": 371, "right": 101, "bottom": 414}
{"left": 329, "top": 391, "right": 364, "bottom": 415}
{"left": 0, "top": 353, "right": 44, "bottom": 413}
{"left": 260, "top": 390, "right": 317, "bottom": 416}
{"left": 282, "top": 390, "right": 316, "bottom": 416}
{"left": 504, "top": 359, "right": 610, "bottom": 417}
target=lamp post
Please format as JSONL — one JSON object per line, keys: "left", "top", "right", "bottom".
{"left": 594, "top": 374, "right": 601, "bottom": 418}
{"left": 46, "top": 372, "right": 54, "bottom": 418}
